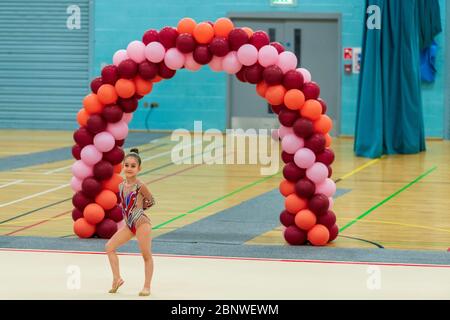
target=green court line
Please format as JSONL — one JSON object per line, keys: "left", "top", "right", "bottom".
{"left": 153, "top": 172, "right": 280, "bottom": 230}
{"left": 339, "top": 165, "right": 437, "bottom": 233}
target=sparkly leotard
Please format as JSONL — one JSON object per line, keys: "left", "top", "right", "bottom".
{"left": 119, "top": 182, "right": 154, "bottom": 234}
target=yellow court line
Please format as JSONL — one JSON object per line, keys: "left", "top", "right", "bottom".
{"left": 338, "top": 156, "right": 383, "bottom": 181}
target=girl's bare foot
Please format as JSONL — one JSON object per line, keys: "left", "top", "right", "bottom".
{"left": 108, "top": 278, "right": 124, "bottom": 293}
{"left": 138, "top": 287, "right": 151, "bottom": 296}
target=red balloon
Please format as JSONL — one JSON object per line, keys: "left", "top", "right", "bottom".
{"left": 101, "top": 65, "right": 118, "bottom": 85}
{"left": 244, "top": 63, "right": 263, "bottom": 84}
{"left": 118, "top": 59, "right": 138, "bottom": 79}
{"left": 317, "top": 210, "right": 337, "bottom": 229}
{"left": 117, "top": 97, "right": 138, "bottom": 113}
{"left": 176, "top": 33, "right": 196, "bottom": 53}
{"left": 263, "top": 65, "right": 284, "bottom": 85}
{"left": 328, "top": 224, "right": 339, "bottom": 241}
{"left": 72, "top": 144, "right": 82, "bottom": 160}
{"left": 209, "top": 37, "right": 230, "bottom": 57}
{"left": 284, "top": 225, "right": 307, "bottom": 245}
{"left": 82, "top": 177, "right": 103, "bottom": 197}
{"left": 305, "top": 133, "right": 326, "bottom": 154}
{"left": 283, "top": 70, "right": 304, "bottom": 90}
{"left": 308, "top": 194, "right": 329, "bottom": 216}
{"left": 96, "top": 218, "right": 118, "bottom": 239}
{"left": 73, "top": 127, "right": 93, "bottom": 147}
{"left": 158, "top": 61, "right": 176, "bottom": 79}
{"left": 142, "top": 29, "right": 159, "bottom": 45}
{"left": 249, "top": 30, "right": 270, "bottom": 50}
{"left": 293, "top": 118, "right": 314, "bottom": 138}
{"left": 280, "top": 210, "right": 295, "bottom": 227}
{"left": 228, "top": 28, "right": 249, "bottom": 51}
{"left": 93, "top": 160, "right": 114, "bottom": 180}
{"left": 278, "top": 108, "right": 299, "bottom": 127}
{"left": 270, "top": 104, "right": 284, "bottom": 114}
{"left": 193, "top": 45, "right": 212, "bottom": 64}
{"left": 159, "top": 26, "right": 179, "bottom": 49}
{"left": 90, "top": 77, "right": 103, "bottom": 94}
{"left": 328, "top": 165, "right": 332, "bottom": 178}
{"left": 138, "top": 61, "right": 158, "bottom": 80}
{"left": 72, "top": 208, "right": 83, "bottom": 221}
{"left": 283, "top": 162, "right": 306, "bottom": 182}
{"left": 86, "top": 114, "right": 106, "bottom": 135}
{"left": 295, "top": 178, "right": 316, "bottom": 198}
{"left": 316, "top": 149, "right": 335, "bottom": 166}
{"left": 72, "top": 191, "right": 92, "bottom": 211}
{"left": 281, "top": 151, "right": 294, "bottom": 164}
{"left": 235, "top": 68, "right": 247, "bottom": 82}
{"left": 106, "top": 205, "right": 123, "bottom": 222}
{"left": 103, "top": 146, "right": 125, "bottom": 165}
{"left": 303, "top": 81, "right": 320, "bottom": 100}
{"left": 115, "top": 139, "right": 125, "bottom": 147}
{"left": 102, "top": 105, "right": 123, "bottom": 123}
{"left": 270, "top": 41, "right": 285, "bottom": 53}
{"left": 318, "top": 98, "right": 328, "bottom": 114}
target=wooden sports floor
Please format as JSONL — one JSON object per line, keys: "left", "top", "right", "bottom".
{"left": 0, "top": 129, "right": 449, "bottom": 252}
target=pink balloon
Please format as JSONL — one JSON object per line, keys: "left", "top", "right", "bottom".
{"left": 222, "top": 51, "right": 242, "bottom": 74}
{"left": 107, "top": 121, "right": 129, "bottom": 140}
{"left": 71, "top": 160, "right": 93, "bottom": 180}
{"left": 208, "top": 56, "right": 224, "bottom": 72}
{"left": 164, "top": 48, "right": 185, "bottom": 70}
{"left": 113, "top": 49, "right": 129, "bottom": 66}
{"left": 328, "top": 197, "right": 334, "bottom": 210}
{"left": 294, "top": 148, "right": 316, "bottom": 169}
{"left": 237, "top": 44, "right": 258, "bottom": 66}
{"left": 271, "top": 128, "right": 280, "bottom": 141}
{"left": 277, "top": 51, "right": 298, "bottom": 73}
{"left": 80, "top": 144, "right": 103, "bottom": 166}
{"left": 70, "top": 176, "right": 83, "bottom": 192}
{"left": 145, "top": 41, "right": 166, "bottom": 63}
{"left": 121, "top": 112, "right": 133, "bottom": 124}
{"left": 278, "top": 125, "right": 294, "bottom": 139}
{"left": 126, "top": 40, "right": 146, "bottom": 63}
{"left": 315, "top": 178, "right": 336, "bottom": 197}
{"left": 184, "top": 52, "right": 202, "bottom": 71}
{"left": 93, "top": 132, "right": 115, "bottom": 153}
{"left": 306, "top": 162, "right": 328, "bottom": 184}
{"left": 297, "top": 67, "right": 312, "bottom": 83}
{"left": 281, "top": 134, "right": 304, "bottom": 154}
{"left": 258, "top": 45, "right": 279, "bottom": 67}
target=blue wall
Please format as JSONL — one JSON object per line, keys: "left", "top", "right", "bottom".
{"left": 92, "top": 0, "right": 447, "bottom": 137}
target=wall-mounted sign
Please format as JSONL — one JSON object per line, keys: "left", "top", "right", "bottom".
{"left": 270, "top": 0, "right": 297, "bottom": 7}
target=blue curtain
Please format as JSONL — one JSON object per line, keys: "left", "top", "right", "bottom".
{"left": 354, "top": 0, "right": 441, "bottom": 158}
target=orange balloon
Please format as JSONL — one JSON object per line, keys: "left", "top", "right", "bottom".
{"left": 135, "top": 76, "right": 153, "bottom": 95}
{"left": 314, "top": 115, "right": 333, "bottom": 134}
{"left": 325, "top": 133, "right": 332, "bottom": 147}
{"left": 307, "top": 224, "right": 330, "bottom": 246}
{"left": 284, "top": 89, "right": 305, "bottom": 110}
{"left": 95, "top": 189, "right": 117, "bottom": 210}
{"left": 97, "top": 84, "right": 118, "bottom": 105}
{"left": 242, "top": 27, "right": 254, "bottom": 38}
{"left": 152, "top": 75, "right": 163, "bottom": 83}
{"left": 300, "top": 99, "right": 322, "bottom": 121}
{"left": 73, "top": 218, "right": 96, "bottom": 238}
{"left": 294, "top": 209, "right": 317, "bottom": 231}
{"left": 115, "top": 79, "right": 136, "bottom": 99}
{"left": 279, "top": 179, "right": 295, "bottom": 197}
{"left": 177, "top": 17, "right": 197, "bottom": 34}
{"left": 103, "top": 174, "right": 124, "bottom": 193}
{"left": 284, "top": 194, "right": 308, "bottom": 214}
{"left": 193, "top": 22, "right": 215, "bottom": 44}
{"left": 83, "top": 93, "right": 104, "bottom": 114}
{"left": 113, "top": 163, "right": 122, "bottom": 174}
{"left": 77, "top": 108, "right": 89, "bottom": 127}
{"left": 265, "top": 85, "right": 286, "bottom": 105}
{"left": 214, "top": 17, "right": 234, "bottom": 38}
{"left": 256, "top": 81, "right": 269, "bottom": 98}
{"left": 83, "top": 203, "right": 105, "bottom": 225}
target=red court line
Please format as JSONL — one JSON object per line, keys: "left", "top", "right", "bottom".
{"left": 0, "top": 248, "right": 449, "bottom": 269}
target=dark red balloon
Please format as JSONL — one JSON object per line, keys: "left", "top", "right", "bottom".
{"left": 86, "top": 114, "right": 106, "bottom": 135}
{"left": 327, "top": 165, "right": 332, "bottom": 178}
{"left": 142, "top": 29, "right": 159, "bottom": 45}
{"left": 278, "top": 108, "right": 299, "bottom": 127}
{"left": 73, "top": 127, "right": 93, "bottom": 147}
{"left": 303, "top": 81, "right": 320, "bottom": 100}
{"left": 193, "top": 45, "right": 212, "bottom": 65}
{"left": 308, "top": 194, "right": 329, "bottom": 216}
{"left": 90, "top": 77, "right": 103, "bottom": 94}
{"left": 117, "top": 97, "right": 138, "bottom": 113}
{"left": 138, "top": 61, "right": 158, "bottom": 80}
{"left": 270, "top": 41, "right": 285, "bottom": 53}
{"left": 72, "top": 208, "right": 83, "bottom": 221}
{"left": 295, "top": 178, "right": 316, "bottom": 198}
{"left": 96, "top": 218, "right": 118, "bottom": 239}
{"left": 82, "top": 177, "right": 103, "bottom": 197}
{"left": 263, "top": 65, "right": 284, "bottom": 85}
{"left": 159, "top": 26, "right": 179, "bottom": 49}
{"left": 93, "top": 161, "right": 114, "bottom": 180}
{"left": 305, "top": 133, "right": 326, "bottom": 154}
{"left": 249, "top": 30, "right": 270, "bottom": 50}
{"left": 176, "top": 33, "right": 196, "bottom": 53}
{"left": 244, "top": 63, "right": 263, "bottom": 84}
{"left": 293, "top": 118, "right": 314, "bottom": 138}
{"left": 317, "top": 210, "right": 336, "bottom": 229}
{"left": 283, "top": 70, "right": 304, "bottom": 90}
{"left": 316, "top": 148, "right": 335, "bottom": 166}
{"left": 281, "top": 151, "right": 294, "bottom": 164}
{"left": 102, "top": 105, "right": 123, "bottom": 123}
{"left": 283, "top": 162, "right": 305, "bottom": 182}
{"left": 328, "top": 224, "right": 339, "bottom": 241}
{"left": 117, "top": 59, "right": 138, "bottom": 79}
{"left": 158, "top": 61, "right": 176, "bottom": 79}
{"left": 115, "top": 139, "right": 125, "bottom": 147}
{"left": 270, "top": 104, "right": 284, "bottom": 114}
{"left": 284, "top": 225, "right": 307, "bottom": 245}
{"left": 235, "top": 68, "right": 247, "bottom": 82}
{"left": 280, "top": 210, "right": 295, "bottom": 227}
{"left": 228, "top": 28, "right": 249, "bottom": 51}
{"left": 101, "top": 65, "right": 118, "bottom": 85}
{"left": 72, "top": 144, "right": 82, "bottom": 160}
{"left": 103, "top": 146, "right": 125, "bottom": 165}
{"left": 72, "top": 191, "right": 92, "bottom": 211}
{"left": 209, "top": 37, "right": 229, "bottom": 57}
{"left": 317, "top": 98, "right": 328, "bottom": 114}
{"left": 106, "top": 206, "right": 123, "bottom": 222}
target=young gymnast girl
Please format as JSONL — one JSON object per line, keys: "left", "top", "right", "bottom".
{"left": 105, "top": 148, "right": 155, "bottom": 296}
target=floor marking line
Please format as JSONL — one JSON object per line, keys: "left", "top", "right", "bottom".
{"left": 0, "top": 179, "right": 23, "bottom": 189}
{"left": 0, "top": 184, "right": 69, "bottom": 209}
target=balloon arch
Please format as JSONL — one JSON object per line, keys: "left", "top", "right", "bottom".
{"left": 70, "top": 17, "right": 338, "bottom": 246}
